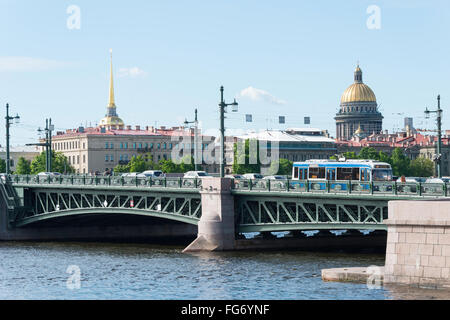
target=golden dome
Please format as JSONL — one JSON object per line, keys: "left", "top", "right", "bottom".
{"left": 99, "top": 116, "right": 125, "bottom": 127}
{"left": 340, "top": 64, "right": 376, "bottom": 103}
{"left": 340, "top": 83, "right": 377, "bottom": 103}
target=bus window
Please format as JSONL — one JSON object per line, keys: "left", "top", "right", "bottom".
{"left": 293, "top": 167, "right": 299, "bottom": 179}
{"left": 360, "top": 168, "right": 369, "bottom": 181}
{"left": 352, "top": 168, "right": 360, "bottom": 180}
{"left": 337, "top": 167, "right": 352, "bottom": 180}
{"left": 309, "top": 167, "right": 325, "bottom": 179}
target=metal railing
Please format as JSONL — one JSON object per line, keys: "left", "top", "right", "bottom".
{"left": 8, "top": 175, "right": 450, "bottom": 197}
{"left": 9, "top": 175, "right": 201, "bottom": 189}
{"left": 231, "top": 179, "right": 449, "bottom": 197}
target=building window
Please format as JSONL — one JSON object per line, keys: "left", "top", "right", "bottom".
{"left": 150, "top": 143, "right": 154, "bottom": 150}
{"left": 139, "top": 143, "right": 142, "bottom": 149}
{"left": 133, "top": 143, "right": 136, "bottom": 149}
{"left": 110, "top": 143, "right": 114, "bottom": 149}
{"left": 110, "top": 154, "right": 114, "bottom": 162}
{"left": 105, "top": 155, "right": 109, "bottom": 162}
{"left": 105, "top": 142, "right": 109, "bottom": 149}
{"left": 77, "top": 155, "right": 80, "bottom": 164}
{"left": 125, "top": 143, "right": 128, "bottom": 149}
{"left": 83, "top": 155, "right": 86, "bottom": 163}
{"left": 169, "top": 143, "right": 173, "bottom": 149}
{"left": 163, "top": 143, "right": 167, "bottom": 149}
{"left": 157, "top": 143, "right": 161, "bottom": 150}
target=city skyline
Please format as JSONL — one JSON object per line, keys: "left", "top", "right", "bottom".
{"left": 0, "top": 0, "right": 449, "bottom": 146}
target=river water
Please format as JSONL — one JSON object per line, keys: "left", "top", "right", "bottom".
{"left": 0, "top": 241, "right": 449, "bottom": 300}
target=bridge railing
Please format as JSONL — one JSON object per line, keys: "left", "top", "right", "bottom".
{"left": 232, "top": 179, "right": 449, "bottom": 197}
{"left": 9, "top": 174, "right": 201, "bottom": 189}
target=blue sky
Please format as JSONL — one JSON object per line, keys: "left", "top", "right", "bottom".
{"left": 0, "top": 0, "right": 449, "bottom": 145}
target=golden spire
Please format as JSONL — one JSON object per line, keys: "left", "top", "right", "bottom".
{"left": 108, "top": 49, "right": 116, "bottom": 108}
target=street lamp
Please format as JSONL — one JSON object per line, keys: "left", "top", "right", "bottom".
{"left": 5, "top": 103, "right": 20, "bottom": 175}
{"left": 424, "top": 95, "right": 443, "bottom": 178}
{"left": 218, "top": 86, "right": 238, "bottom": 178}
{"left": 184, "top": 109, "right": 200, "bottom": 171}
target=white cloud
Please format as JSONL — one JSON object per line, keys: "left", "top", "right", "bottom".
{"left": 238, "top": 86, "right": 287, "bottom": 105}
{"left": 0, "top": 56, "right": 69, "bottom": 72}
{"left": 118, "top": 67, "right": 147, "bottom": 78}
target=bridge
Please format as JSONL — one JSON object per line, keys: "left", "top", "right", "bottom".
{"left": 0, "top": 174, "right": 447, "bottom": 250}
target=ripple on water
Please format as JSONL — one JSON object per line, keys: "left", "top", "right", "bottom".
{"left": 0, "top": 242, "right": 449, "bottom": 300}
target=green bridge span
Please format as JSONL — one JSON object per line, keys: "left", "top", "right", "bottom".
{"left": 2, "top": 174, "right": 447, "bottom": 235}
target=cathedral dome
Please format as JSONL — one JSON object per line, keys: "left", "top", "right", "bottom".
{"left": 340, "top": 65, "right": 377, "bottom": 103}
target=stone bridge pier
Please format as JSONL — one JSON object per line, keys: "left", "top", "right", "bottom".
{"left": 183, "top": 178, "right": 236, "bottom": 252}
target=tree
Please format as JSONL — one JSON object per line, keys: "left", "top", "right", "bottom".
{"left": 113, "top": 163, "right": 131, "bottom": 174}
{"left": 0, "top": 158, "right": 5, "bottom": 173}
{"left": 269, "top": 158, "right": 293, "bottom": 176}
{"left": 129, "top": 155, "right": 147, "bottom": 173}
{"left": 390, "top": 148, "right": 411, "bottom": 177}
{"left": 179, "top": 155, "right": 195, "bottom": 173}
{"left": 15, "top": 157, "right": 31, "bottom": 174}
{"left": 233, "top": 139, "right": 261, "bottom": 174}
{"left": 358, "top": 147, "right": 379, "bottom": 160}
{"left": 410, "top": 157, "right": 434, "bottom": 177}
{"left": 159, "top": 159, "right": 178, "bottom": 173}
{"left": 30, "top": 151, "right": 75, "bottom": 174}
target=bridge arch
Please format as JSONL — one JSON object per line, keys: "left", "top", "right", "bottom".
{"left": 14, "top": 207, "right": 200, "bottom": 228}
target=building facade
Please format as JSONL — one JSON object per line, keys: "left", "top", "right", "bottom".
{"left": 335, "top": 65, "right": 383, "bottom": 140}
{"left": 45, "top": 52, "right": 217, "bottom": 174}
{"left": 235, "top": 128, "right": 337, "bottom": 163}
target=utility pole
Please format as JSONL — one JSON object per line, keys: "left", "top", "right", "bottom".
{"left": 28, "top": 118, "right": 53, "bottom": 172}
{"left": 184, "top": 109, "right": 200, "bottom": 171}
{"left": 218, "top": 86, "right": 238, "bottom": 178}
{"left": 5, "top": 103, "right": 20, "bottom": 175}
{"left": 425, "top": 95, "right": 443, "bottom": 178}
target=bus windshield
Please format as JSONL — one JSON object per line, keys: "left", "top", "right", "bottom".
{"left": 372, "top": 169, "right": 393, "bottom": 182}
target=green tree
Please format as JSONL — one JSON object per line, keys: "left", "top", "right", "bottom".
{"left": 159, "top": 159, "right": 179, "bottom": 173}
{"left": 15, "top": 157, "right": 31, "bottom": 174}
{"left": 30, "top": 151, "right": 75, "bottom": 174}
{"left": 129, "top": 155, "right": 147, "bottom": 172}
{"left": 410, "top": 157, "right": 434, "bottom": 177}
{"left": 232, "top": 139, "right": 261, "bottom": 174}
{"left": 113, "top": 163, "right": 131, "bottom": 174}
{"left": 269, "top": 158, "right": 293, "bottom": 175}
{"left": 179, "top": 155, "right": 195, "bottom": 173}
{"left": 358, "top": 147, "right": 380, "bottom": 160}
{"left": 390, "top": 148, "right": 411, "bottom": 176}
{"left": 0, "top": 158, "right": 6, "bottom": 173}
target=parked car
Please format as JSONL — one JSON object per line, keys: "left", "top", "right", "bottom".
{"left": 263, "top": 175, "right": 287, "bottom": 180}
{"left": 183, "top": 171, "right": 210, "bottom": 178}
{"left": 224, "top": 174, "right": 245, "bottom": 179}
{"left": 121, "top": 172, "right": 139, "bottom": 177}
{"left": 138, "top": 170, "right": 165, "bottom": 178}
{"left": 242, "top": 173, "right": 264, "bottom": 180}
{"left": 396, "top": 177, "right": 426, "bottom": 183}
{"left": 422, "top": 178, "right": 450, "bottom": 194}
{"left": 37, "top": 172, "right": 62, "bottom": 177}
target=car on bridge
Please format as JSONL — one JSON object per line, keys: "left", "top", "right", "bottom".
{"left": 37, "top": 172, "right": 62, "bottom": 177}
{"left": 183, "top": 171, "right": 210, "bottom": 178}
{"left": 395, "top": 177, "right": 427, "bottom": 194}
{"left": 263, "top": 175, "right": 287, "bottom": 180}
{"left": 138, "top": 170, "right": 165, "bottom": 178}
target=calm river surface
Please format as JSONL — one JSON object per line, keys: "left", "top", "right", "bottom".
{"left": 0, "top": 241, "right": 449, "bottom": 300}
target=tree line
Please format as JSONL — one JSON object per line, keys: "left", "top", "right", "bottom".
{"left": 332, "top": 147, "right": 434, "bottom": 177}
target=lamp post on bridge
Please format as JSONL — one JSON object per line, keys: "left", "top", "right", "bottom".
{"left": 184, "top": 109, "right": 200, "bottom": 171}
{"left": 425, "top": 95, "right": 443, "bottom": 178}
{"left": 5, "top": 103, "right": 20, "bottom": 175}
{"left": 218, "top": 86, "right": 238, "bottom": 178}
